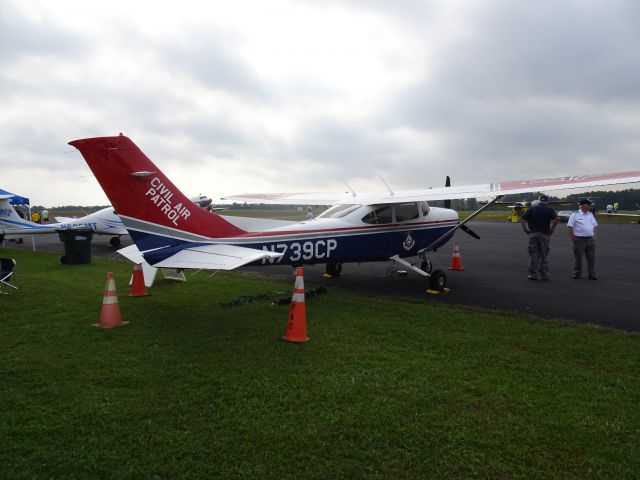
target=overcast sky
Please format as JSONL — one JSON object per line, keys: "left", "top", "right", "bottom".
{"left": 1, "top": 0, "right": 639, "bottom": 206}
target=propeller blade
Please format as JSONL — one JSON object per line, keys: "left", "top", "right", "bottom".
{"left": 444, "top": 175, "right": 451, "bottom": 209}
{"left": 460, "top": 224, "right": 480, "bottom": 240}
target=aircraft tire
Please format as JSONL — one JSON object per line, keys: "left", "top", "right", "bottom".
{"left": 428, "top": 270, "right": 447, "bottom": 292}
{"left": 110, "top": 236, "right": 121, "bottom": 247}
{"left": 326, "top": 262, "right": 342, "bottom": 276}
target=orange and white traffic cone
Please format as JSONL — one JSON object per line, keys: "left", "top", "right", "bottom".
{"left": 448, "top": 242, "right": 464, "bottom": 271}
{"left": 94, "top": 272, "right": 129, "bottom": 329}
{"left": 129, "top": 263, "right": 148, "bottom": 297}
{"left": 283, "top": 266, "right": 309, "bottom": 343}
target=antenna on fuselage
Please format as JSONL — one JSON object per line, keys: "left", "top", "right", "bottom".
{"left": 344, "top": 182, "right": 357, "bottom": 197}
{"left": 378, "top": 175, "right": 394, "bottom": 196}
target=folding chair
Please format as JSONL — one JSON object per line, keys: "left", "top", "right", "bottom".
{"left": 0, "top": 258, "right": 17, "bottom": 292}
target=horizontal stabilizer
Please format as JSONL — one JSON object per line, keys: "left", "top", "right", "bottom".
{"left": 146, "top": 243, "right": 284, "bottom": 270}
{"left": 117, "top": 244, "right": 159, "bottom": 287}
{"left": 118, "top": 244, "right": 146, "bottom": 264}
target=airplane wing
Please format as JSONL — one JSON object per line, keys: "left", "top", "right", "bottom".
{"left": 123, "top": 243, "right": 284, "bottom": 270}
{"left": 597, "top": 212, "right": 640, "bottom": 218}
{"left": 222, "top": 171, "right": 640, "bottom": 205}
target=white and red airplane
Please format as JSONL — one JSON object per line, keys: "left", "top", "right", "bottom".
{"left": 0, "top": 193, "right": 215, "bottom": 247}
{"left": 0, "top": 197, "right": 128, "bottom": 245}
{"left": 69, "top": 134, "right": 640, "bottom": 291}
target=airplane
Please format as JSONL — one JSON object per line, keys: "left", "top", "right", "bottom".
{"left": 1, "top": 192, "right": 216, "bottom": 247}
{"left": 68, "top": 134, "right": 640, "bottom": 292}
{"left": 0, "top": 198, "right": 128, "bottom": 246}
{"left": 192, "top": 194, "right": 213, "bottom": 208}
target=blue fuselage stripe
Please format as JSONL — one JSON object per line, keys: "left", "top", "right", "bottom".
{"left": 130, "top": 224, "right": 456, "bottom": 266}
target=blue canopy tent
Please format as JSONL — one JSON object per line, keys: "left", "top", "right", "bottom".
{"left": 0, "top": 188, "right": 30, "bottom": 205}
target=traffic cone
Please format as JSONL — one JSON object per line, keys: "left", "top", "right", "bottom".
{"left": 448, "top": 242, "right": 464, "bottom": 271}
{"left": 94, "top": 272, "right": 129, "bottom": 328}
{"left": 283, "top": 266, "right": 309, "bottom": 343}
{"left": 129, "top": 263, "right": 148, "bottom": 297}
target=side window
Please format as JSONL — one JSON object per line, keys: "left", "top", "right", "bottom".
{"left": 362, "top": 206, "right": 393, "bottom": 224}
{"left": 394, "top": 203, "right": 419, "bottom": 222}
{"left": 419, "top": 201, "right": 430, "bottom": 217}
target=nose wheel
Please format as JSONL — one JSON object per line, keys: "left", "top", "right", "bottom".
{"left": 427, "top": 269, "right": 447, "bottom": 292}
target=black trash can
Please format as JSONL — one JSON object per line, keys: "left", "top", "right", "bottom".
{"left": 57, "top": 228, "right": 94, "bottom": 264}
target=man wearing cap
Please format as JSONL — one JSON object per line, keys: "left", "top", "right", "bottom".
{"left": 567, "top": 199, "right": 598, "bottom": 279}
{"left": 521, "top": 195, "right": 559, "bottom": 281}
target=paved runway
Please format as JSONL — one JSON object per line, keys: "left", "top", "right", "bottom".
{"left": 4, "top": 222, "right": 639, "bottom": 331}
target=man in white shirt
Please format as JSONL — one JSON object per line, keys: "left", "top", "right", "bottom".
{"left": 567, "top": 198, "right": 598, "bottom": 279}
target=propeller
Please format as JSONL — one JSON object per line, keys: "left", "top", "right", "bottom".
{"left": 460, "top": 224, "right": 480, "bottom": 240}
{"left": 444, "top": 176, "right": 451, "bottom": 209}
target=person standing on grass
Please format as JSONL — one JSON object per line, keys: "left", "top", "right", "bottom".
{"left": 567, "top": 198, "right": 598, "bottom": 280}
{"left": 520, "top": 194, "right": 559, "bottom": 281}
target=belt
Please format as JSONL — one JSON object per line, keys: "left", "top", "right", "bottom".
{"left": 575, "top": 236, "right": 593, "bottom": 239}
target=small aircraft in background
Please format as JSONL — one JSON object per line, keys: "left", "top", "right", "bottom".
{"left": 69, "top": 134, "right": 640, "bottom": 291}
{"left": 1, "top": 193, "right": 216, "bottom": 247}
{"left": 0, "top": 197, "right": 128, "bottom": 246}
{"left": 499, "top": 197, "right": 599, "bottom": 222}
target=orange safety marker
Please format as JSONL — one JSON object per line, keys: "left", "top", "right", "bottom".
{"left": 283, "top": 266, "right": 309, "bottom": 343}
{"left": 94, "top": 272, "right": 129, "bottom": 329}
{"left": 129, "top": 263, "right": 149, "bottom": 297}
{"left": 448, "top": 242, "right": 464, "bottom": 271}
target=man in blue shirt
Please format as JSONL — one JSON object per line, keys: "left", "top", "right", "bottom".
{"left": 521, "top": 195, "right": 559, "bottom": 281}
{"left": 567, "top": 198, "right": 598, "bottom": 279}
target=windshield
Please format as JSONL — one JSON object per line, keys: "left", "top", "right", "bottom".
{"left": 317, "top": 204, "right": 362, "bottom": 219}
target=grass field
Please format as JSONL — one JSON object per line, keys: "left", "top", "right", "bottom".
{"left": 1, "top": 248, "right": 639, "bottom": 479}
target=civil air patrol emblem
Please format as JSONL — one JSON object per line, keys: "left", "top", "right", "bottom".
{"left": 402, "top": 232, "right": 416, "bottom": 251}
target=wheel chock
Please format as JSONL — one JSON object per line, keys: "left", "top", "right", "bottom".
{"left": 426, "top": 287, "right": 450, "bottom": 295}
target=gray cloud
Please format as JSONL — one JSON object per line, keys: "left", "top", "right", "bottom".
{"left": 2, "top": 0, "right": 640, "bottom": 205}
{"left": 157, "top": 26, "right": 268, "bottom": 99}
{"left": 435, "top": 0, "right": 640, "bottom": 103}
{"left": 0, "top": 7, "right": 85, "bottom": 63}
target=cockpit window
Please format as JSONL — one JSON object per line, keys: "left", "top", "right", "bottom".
{"left": 362, "top": 205, "right": 393, "bottom": 224}
{"left": 395, "top": 203, "right": 420, "bottom": 222}
{"left": 317, "top": 204, "right": 362, "bottom": 219}
{"left": 419, "top": 201, "right": 430, "bottom": 216}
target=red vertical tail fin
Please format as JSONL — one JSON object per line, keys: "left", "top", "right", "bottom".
{"left": 69, "top": 135, "right": 245, "bottom": 239}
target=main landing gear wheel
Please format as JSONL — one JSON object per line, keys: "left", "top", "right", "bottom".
{"left": 325, "top": 262, "right": 342, "bottom": 277}
{"left": 109, "top": 236, "right": 121, "bottom": 247}
{"left": 428, "top": 270, "right": 447, "bottom": 292}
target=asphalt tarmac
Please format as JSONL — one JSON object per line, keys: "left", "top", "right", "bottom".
{"left": 4, "top": 221, "right": 639, "bottom": 331}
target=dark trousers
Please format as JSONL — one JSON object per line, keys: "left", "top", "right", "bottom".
{"left": 528, "top": 232, "right": 551, "bottom": 278}
{"left": 572, "top": 237, "right": 596, "bottom": 276}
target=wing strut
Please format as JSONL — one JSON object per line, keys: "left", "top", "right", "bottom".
{"left": 418, "top": 195, "right": 503, "bottom": 254}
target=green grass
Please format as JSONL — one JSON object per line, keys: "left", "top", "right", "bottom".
{"left": 1, "top": 248, "right": 639, "bottom": 479}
